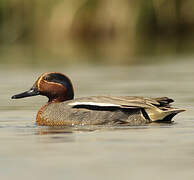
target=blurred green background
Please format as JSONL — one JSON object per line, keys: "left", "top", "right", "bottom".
{"left": 0, "top": 0, "right": 194, "bottom": 66}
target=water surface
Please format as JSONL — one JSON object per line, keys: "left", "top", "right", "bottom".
{"left": 0, "top": 60, "right": 194, "bottom": 180}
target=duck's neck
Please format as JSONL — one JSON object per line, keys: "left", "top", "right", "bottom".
{"left": 48, "top": 96, "right": 73, "bottom": 103}
{"left": 48, "top": 98, "right": 64, "bottom": 103}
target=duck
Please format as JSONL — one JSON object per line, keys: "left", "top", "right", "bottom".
{"left": 11, "top": 72, "right": 185, "bottom": 126}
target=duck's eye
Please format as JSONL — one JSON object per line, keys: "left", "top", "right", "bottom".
{"left": 43, "top": 76, "right": 51, "bottom": 81}
{"left": 43, "top": 73, "right": 68, "bottom": 84}
{"left": 44, "top": 75, "right": 57, "bottom": 82}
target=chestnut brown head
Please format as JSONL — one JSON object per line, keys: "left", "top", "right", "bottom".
{"left": 11, "top": 72, "right": 74, "bottom": 103}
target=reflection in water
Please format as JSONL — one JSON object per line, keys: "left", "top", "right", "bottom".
{"left": 35, "top": 122, "right": 175, "bottom": 136}
{"left": 36, "top": 129, "right": 76, "bottom": 144}
{"left": 37, "top": 127, "right": 74, "bottom": 135}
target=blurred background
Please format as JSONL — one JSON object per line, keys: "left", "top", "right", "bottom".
{"left": 0, "top": 0, "right": 194, "bottom": 66}
{"left": 1, "top": 2, "right": 194, "bottom": 180}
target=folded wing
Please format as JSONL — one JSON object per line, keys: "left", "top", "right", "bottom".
{"left": 68, "top": 96, "right": 185, "bottom": 121}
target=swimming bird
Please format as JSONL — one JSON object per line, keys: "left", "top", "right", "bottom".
{"left": 11, "top": 72, "right": 185, "bottom": 126}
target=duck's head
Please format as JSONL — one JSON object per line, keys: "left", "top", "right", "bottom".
{"left": 11, "top": 72, "right": 74, "bottom": 103}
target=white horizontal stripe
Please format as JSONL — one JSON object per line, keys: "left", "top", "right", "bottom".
{"left": 69, "top": 101, "right": 120, "bottom": 107}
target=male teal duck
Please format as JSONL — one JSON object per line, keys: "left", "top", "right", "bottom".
{"left": 12, "top": 72, "right": 185, "bottom": 126}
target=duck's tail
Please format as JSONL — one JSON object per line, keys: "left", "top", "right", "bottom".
{"left": 146, "top": 107, "right": 186, "bottom": 122}
{"left": 159, "top": 108, "right": 185, "bottom": 122}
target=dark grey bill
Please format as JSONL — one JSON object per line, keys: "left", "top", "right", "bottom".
{"left": 11, "top": 87, "right": 40, "bottom": 99}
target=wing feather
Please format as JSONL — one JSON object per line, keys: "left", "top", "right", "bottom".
{"left": 68, "top": 96, "right": 162, "bottom": 109}
{"left": 67, "top": 96, "right": 184, "bottom": 122}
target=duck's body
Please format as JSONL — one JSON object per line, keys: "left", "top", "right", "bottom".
{"left": 36, "top": 96, "right": 184, "bottom": 126}
{"left": 12, "top": 72, "right": 185, "bottom": 126}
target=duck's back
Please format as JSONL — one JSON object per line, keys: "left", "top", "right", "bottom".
{"left": 36, "top": 96, "right": 184, "bottom": 126}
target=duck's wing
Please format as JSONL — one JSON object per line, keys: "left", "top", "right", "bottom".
{"left": 116, "top": 96, "right": 174, "bottom": 107}
{"left": 68, "top": 96, "right": 185, "bottom": 122}
{"left": 68, "top": 96, "right": 150, "bottom": 109}
{"left": 68, "top": 96, "right": 175, "bottom": 109}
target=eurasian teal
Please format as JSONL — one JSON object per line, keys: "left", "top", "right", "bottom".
{"left": 12, "top": 72, "right": 185, "bottom": 126}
